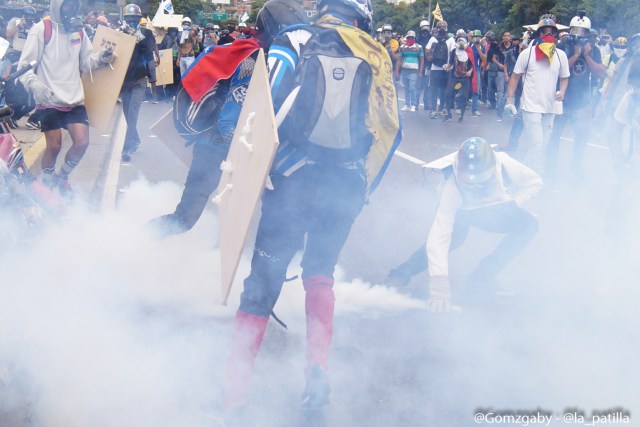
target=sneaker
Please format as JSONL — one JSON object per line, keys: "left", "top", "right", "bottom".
{"left": 400, "top": 105, "right": 410, "bottom": 112}
{"left": 301, "top": 365, "right": 331, "bottom": 409}
{"left": 55, "top": 175, "right": 74, "bottom": 199}
{"left": 410, "top": 106, "right": 416, "bottom": 112}
{"left": 152, "top": 98, "right": 159, "bottom": 104}
{"left": 472, "top": 111, "right": 481, "bottom": 116}
{"left": 458, "top": 116, "right": 464, "bottom": 123}
{"left": 6, "top": 117, "right": 17, "bottom": 129}
{"left": 429, "top": 112, "right": 438, "bottom": 119}
{"left": 443, "top": 115, "right": 452, "bottom": 122}
{"left": 121, "top": 152, "right": 131, "bottom": 162}
{"left": 25, "top": 120, "right": 40, "bottom": 130}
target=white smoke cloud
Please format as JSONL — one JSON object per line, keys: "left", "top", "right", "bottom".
{"left": 0, "top": 178, "right": 425, "bottom": 426}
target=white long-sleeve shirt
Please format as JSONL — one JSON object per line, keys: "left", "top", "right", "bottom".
{"left": 426, "top": 152, "right": 543, "bottom": 277}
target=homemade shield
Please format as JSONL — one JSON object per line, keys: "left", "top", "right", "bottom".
{"left": 155, "top": 48, "right": 174, "bottom": 86}
{"left": 82, "top": 26, "right": 136, "bottom": 133}
{"left": 216, "top": 49, "right": 279, "bottom": 304}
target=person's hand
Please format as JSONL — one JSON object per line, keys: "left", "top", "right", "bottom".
{"left": 504, "top": 96, "right": 517, "bottom": 116}
{"left": 555, "top": 90, "right": 564, "bottom": 101}
{"left": 99, "top": 48, "right": 116, "bottom": 64}
{"left": 29, "top": 79, "right": 54, "bottom": 105}
{"left": 583, "top": 42, "right": 592, "bottom": 56}
{"left": 573, "top": 44, "right": 583, "bottom": 58}
{"left": 465, "top": 69, "right": 472, "bottom": 77}
{"left": 427, "top": 276, "right": 461, "bottom": 313}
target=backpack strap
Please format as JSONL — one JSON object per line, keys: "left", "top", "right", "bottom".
{"left": 43, "top": 18, "right": 52, "bottom": 45}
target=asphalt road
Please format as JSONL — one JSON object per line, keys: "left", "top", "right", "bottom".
{"left": 109, "top": 95, "right": 638, "bottom": 426}
{"left": 2, "top": 92, "right": 637, "bottom": 427}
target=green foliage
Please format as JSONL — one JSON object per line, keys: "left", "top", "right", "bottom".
{"left": 372, "top": 0, "right": 639, "bottom": 38}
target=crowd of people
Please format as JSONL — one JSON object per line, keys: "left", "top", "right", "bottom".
{"left": 1, "top": 0, "right": 639, "bottom": 423}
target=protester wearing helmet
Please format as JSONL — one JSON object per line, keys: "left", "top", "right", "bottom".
{"left": 149, "top": 0, "right": 310, "bottom": 240}
{"left": 396, "top": 30, "right": 424, "bottom": 112}
{"left": 547, "top": 12, "right": 606, "bottom": 180}
{"left": 600, "top": 37, "right": 628, "bottom": 94}
{"left": 116, "top": 3, "right": 157, "bottom": 162}
{"left": 222, "top": 0, "right": 400, "bottom": 414}
{"left": 503, "top": 15, "right": 570, "bottom": 172}
{"left": 469, "top": 29, "right": 487, "bottom": 112}
{"left": 426, "top": 20, "right": 456, "bottom": 118}
{"left": 203, "top": 23, "right": 218, "bottom": 48}
{"left": 386, "top": 137, "right": 542, "bottom": 311}
{"left": 16, "top": 0, "right": 114, "bottom": 195}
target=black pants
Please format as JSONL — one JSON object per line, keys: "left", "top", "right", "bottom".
{"left": 389, "top": 202, "right": 538, "bottom": 284}
{"left": 239, "top": 165, "right": 366, "bottom": 317}
{"left": 149, "top": 143, "right": 227, "bottom": 235}
{"left": 429, "top": 70, "right": 448, "bottom": 113}
{"left": 121, "top": 78, "right": 147, "bottom": 154}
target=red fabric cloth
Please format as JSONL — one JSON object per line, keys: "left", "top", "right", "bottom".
{"left": 466, "top": 46, "right": 478, "bottom": 94}
{"left": 535, "top": 35, "right": 556, "bottom": 61}
{"left": 181, "top": 38, "right": 260, "bottom": 103}
{"left": 303, "top": 275, "right": 335, "bottom": 371}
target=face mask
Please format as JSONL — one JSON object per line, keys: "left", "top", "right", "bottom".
{"left": 406, "top": 38, "right": 415, "bottom": 46}
{"left": 456, "top": 39, "right": 467, "bottom": 49}
{"left": 59, "top": 0, "right": 80, "bottom": 32}
{"left": 124, "top": 18, "right": 139, "bottom": 30}
{"left": 614, "top": 48, "right": 627, "bottom": 58}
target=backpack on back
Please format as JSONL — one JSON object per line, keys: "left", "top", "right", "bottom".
{"left": 173, "top": 78, "right": 230, "bottom": 141}
{"left": 432, "top": 39, "right": 449, "bottom": 67}
{"left": 281, "top": 26, "right": 373, "bottom": 163}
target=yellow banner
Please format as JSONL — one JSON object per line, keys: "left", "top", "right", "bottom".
{"left": 432, "top": 3, "right": 443, "bottom": 21}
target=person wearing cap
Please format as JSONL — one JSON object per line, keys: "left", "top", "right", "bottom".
{"left": 504, "top": 15, "right": 570, "bottom": 173}
{"left": 396, "top": 30, "right": 424, "bottom": 112}
{"left": 386, "top": 138, "right": 542, "bottom": 309}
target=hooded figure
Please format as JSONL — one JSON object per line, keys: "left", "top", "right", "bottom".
{"left": 19, "top": 0, "right": 111, "bottom": 107}
{"left": 17, "top": 0, "right": 114, "bottom": 196}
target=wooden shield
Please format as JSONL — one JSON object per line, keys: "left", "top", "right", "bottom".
{"left": 82, "top": 26, "right": 136, "bottom": 133}
{"left": 217, "top": 49, "right": 279, "bottom": 304}
{"left": 155, "top": 48, "right": 174, "bottom": 86}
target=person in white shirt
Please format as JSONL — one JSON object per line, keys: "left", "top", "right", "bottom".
{"left": 386, "top": 137, "right": 543, "bottom": 312}
{"left": 505, "top": 15, "right": 570, "bottom": 173}
{"left": 425, "top": 20, "right": 455, "bottom": 118}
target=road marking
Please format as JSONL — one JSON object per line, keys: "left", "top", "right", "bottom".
{"left": 394, "top": 150, "right": 427, "bottom": 166}
{"left": 23, "top": 134, "right": 47, "bottom": 169}
{"left": 100, "top": 109, "right": 127, "bottom": 212}
{"left": 560, "top": 136, "right": 609, "bottom": 150}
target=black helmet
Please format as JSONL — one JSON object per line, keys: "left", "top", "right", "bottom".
{"left": 256, "top": 0, "right": 310, "bottom": 48}
{"left": 318, "top": 0, "right": 373, "bottom": 34}
{"left": 454, "top": 137, "right": 496, "bottom": 186}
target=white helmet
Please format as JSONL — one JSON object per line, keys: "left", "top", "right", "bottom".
{"left": 213, "top": 24, "right": 220, "bottom": 30}
{"left": 569, "top": 14, "right": 591, "bottom": 38}
{"left": 406, "top": 30, "right": 416, "bottom": 38}
{"left": 382, "top": 23, "right": 392, "bottom": 32}
{"left": 419, "top": 20, "right": 430, "bottom": 29}
{"left": 238, "top": 22, "right": 247, "bottom": 28}
{"left": 376, "top": 27, "right": 382, "bottom": 33}
{"left": 182, "top": 17, "right": 192, "bottom": 24}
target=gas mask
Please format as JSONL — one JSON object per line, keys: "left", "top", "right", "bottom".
{"left": 437, "top": 28, "right": 447, "bottom": 39}
{"left": 59, "top": 0, "right": 81, "bottom": 33}
{"left": 456, "top": 38, "right": 468, "bottom": 50}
